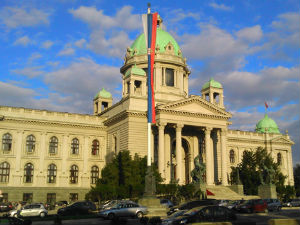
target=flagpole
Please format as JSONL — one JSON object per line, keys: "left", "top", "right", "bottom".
{"left": 147, "top": 3, "right": 152, "bottom": 168}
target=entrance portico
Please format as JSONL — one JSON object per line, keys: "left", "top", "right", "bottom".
{"left": 154, "top": 96, "right": 232, "bottom": 185}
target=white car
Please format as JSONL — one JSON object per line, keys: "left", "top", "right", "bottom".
{"left": 9, "top": 203, "right": 48, "bottom": 218}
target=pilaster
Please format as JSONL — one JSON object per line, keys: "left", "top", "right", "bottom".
{"left": 176, "top": 123, "right": 184, "bottom": 184}
{"left": 205, "top": 127, "right": 213, "bottom": 185}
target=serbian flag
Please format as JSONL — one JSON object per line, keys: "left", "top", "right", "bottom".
{"left": 206, "top": 189, "right": 215, "bottom": 196}
{"left": 265, "top": 102, "right": 269, "bottom": 109}
{"left": 142, "top": 12, "right": 157, "bottom": 123}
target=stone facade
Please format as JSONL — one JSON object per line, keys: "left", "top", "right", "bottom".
{"left": 0, "top": 14, "right": 295, "bottom": 203}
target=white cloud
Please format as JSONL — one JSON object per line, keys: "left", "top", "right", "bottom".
{"left": 236, "top": 25, "right": 263, "bottom": 43}
{"left": 41, "top": 40, "right": 54, "bottom": 49}
{"left": 57, "top": 48, "right": 75, "bottom": 56}
{"left": 209, "top": 2, "right": 233, "bottom": 11}
{"left": 11, "top": 66, "right": 43, "bottom": 78}
{"left": 74, "top": 39, "right": 86, "bottom": 48}
{"left": 0, "top": 7, "right": 50, "bottom": 29}
{"left": 13, "top": 36, "right": 31, "bottom": 46}
{"left": 28, "top": 52, "right": 42, "bottom": 62}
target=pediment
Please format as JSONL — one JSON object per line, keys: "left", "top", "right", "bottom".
{"left": 157, "top": 96, "right": 231, "bottom": 118}
{"left": 271, "top": 136, "right": 294, "bottom": 145}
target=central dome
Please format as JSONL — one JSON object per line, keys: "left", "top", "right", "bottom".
{"left": 255, "top": 114, "right": 280, "bottom": 134}
{"left": 130, "top": 28, "right": 181, "bottom": 56}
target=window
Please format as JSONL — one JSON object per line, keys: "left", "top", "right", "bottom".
{"left": 47, "top": 164, "right": 57, "bottom": 183}
{"left": 69, "top": 193, "right": 78, "bottom": 202}
{"left": 46, "top": 193, "right": 56, "bottom": 204}
{"left": 2, "top": 193, "right": 8, "bottom": 202}
{"left": 0, "top": 162, "right": 10, "bottom": 182}
{"left": 2, "top": 133, "right": 12, "bottom": 151}
{"left": 24, "top": 163, "right": 34, "bottom": 183}
{"left": 49, "top": 136, "right": 58, "bottom": 154}
{"left": 70, "top": 165, "right": 78, "bottom": 184}
{"left": 71, "top": 138, "right": 79, "bottom": 154}
{"left": 277, "top": 153, "right": 282, "bottom": 165}
{"left": 91, "top": 166, "right": 99, "bottom": 184}
{"left": 165, "top": 68, "right": 174, "bottom": 87}
{"left": 26, "top": 135, "right": 35, "bottom": 153}
{"left": 91, "top": 139, "right": 99, "bottom": 155}
{"left": 23, "top": 193, "right": 33, "bottom": 203}
{"left": 229, "top": 150, "right": 235, "bottom": 163}
{"left": 127, "top": 81, "right": 130, "bottom": 94}
{"left": 114, "top": 136, "right": 117, "bottom": 154}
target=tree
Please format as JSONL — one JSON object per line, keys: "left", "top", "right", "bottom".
{"left": 230, "top": 147, "right": 288, "bottom": 196}
{"left": 294, "top": 164, "right": 300, "bottom": 197}
{"left": 86, "top": 150, "right": 162, "bottom": 201}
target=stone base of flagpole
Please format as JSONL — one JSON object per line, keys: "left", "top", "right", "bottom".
{"left": 138, "top": 166, "right": 167, "bottom": 218}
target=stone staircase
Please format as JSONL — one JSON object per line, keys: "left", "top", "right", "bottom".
{"left": 206, "top": 185, "right": 259, "bottom": 200}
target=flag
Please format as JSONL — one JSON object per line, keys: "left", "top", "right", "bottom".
{"left": 143, "top": 12, "right": 157, "bottom": 123}
{"left": 206, "top": 189, "right": 215, "bottom": 196}
{"left": 265, "top": 102, "right": 268, "bottom": 109}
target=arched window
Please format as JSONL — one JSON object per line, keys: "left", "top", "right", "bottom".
{"left": 91, "top": 139, "right": 99, "bottom": 155}
{"left": 71, "top": 138, "right": 79, "bottom": 154}
{"left": 49, "top": 136, "right": 58, "bottom": 154}
{"left": 229, "top": 150, "right": 235, "bottom": 163}
{"left": 47, "top": 164, "right": 57, "bottom": 183}
{"left": 277, "top": 153, "right": 282, "bottom": 165}
{"left": 24, "top": 163, "right": 34, "bottom": 183}
{"left": 114, "top": 136, "right": 117, "bottom": 154}
{"left": 26, "top": 135, "right": 35, "bottom": 153}
{"left": 91, "top": 166, "right": 99, "bottom": 184}
{"left": 2, "top": 133, "right": 12, "bottom": 151}
{"left": 0, "top": 162, "right": 10, "bottom": 182}
{"left": 70, "top": 165, "right": 78, "bottom": 184}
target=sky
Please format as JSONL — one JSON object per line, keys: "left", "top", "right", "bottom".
{"left": 0, "top": 0, "right": 299, "bottom": 165}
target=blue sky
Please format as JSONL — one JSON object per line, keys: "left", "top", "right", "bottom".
{"left": 0, "top": 0, "right": 299, "bottom": 165}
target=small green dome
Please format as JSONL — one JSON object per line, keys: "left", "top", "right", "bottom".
{"left": 125, "top": 64, "right": 146, "bottom": 77}
{"left": 130, "top": 28, "right": 181, "bottom": 56}
{"left": 202, "top": 78, "right": 222, "bottom": 90}
{"left": 255, "top": 114, "right": 280, "bottom": 134}
{"left": 94, "top": 88, "right": 112, "bottom": 99}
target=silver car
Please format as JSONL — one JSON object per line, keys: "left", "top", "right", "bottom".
{"left": 9, "top": 203, "right": 48, "bottom": 218}
{"left": 98, "top": 202, "right": 148, "bottom": 219}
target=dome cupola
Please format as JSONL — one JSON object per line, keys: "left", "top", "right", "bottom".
{"left": 255, "top": 114, "right": 280, "bottom": 134}
{"left": 93, "top": 88, "right": 113, "bottom": 115}
{"left": 202, "top": 78, "right": 222, "bottom": 90}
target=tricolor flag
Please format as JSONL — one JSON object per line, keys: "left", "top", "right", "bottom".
{"left": 142, "top": 12, "right": 157, "bottom": 123}
{"left": 265, "top": 101, "right": 269, "bottom": 109}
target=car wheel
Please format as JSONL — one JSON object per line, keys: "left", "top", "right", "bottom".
{"left": 136, "top": 211, "right": 143, "bottom": 219}
{"left": 40, "top": 212, "right": 46, "bottom": 218}
{"left": 108, "top": 213, "right": 115, "bottom": 220}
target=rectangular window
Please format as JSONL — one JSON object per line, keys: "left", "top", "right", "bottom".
{"left": 165, "top": 68, "right": 174, "bottom": 87}
{"left": 46, "top": 193, "right": 56, "bottom": 204}
{"left": 69, "top": 193, "right": 78, "bottom": 202}
{"left": 23, "top": 193, "right": 33, "bottom": 203}
{"left": 127, "top": 81, "right": 130, "bottom": 94}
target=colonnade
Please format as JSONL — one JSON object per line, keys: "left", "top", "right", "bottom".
{"left": 156, "top": 123, "right": 228, "bottom": 186}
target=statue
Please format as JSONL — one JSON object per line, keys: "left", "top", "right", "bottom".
{"left": 259, "top": 162, "right": 275, "bottom": 185}
{"left": 191, "top": 155, "right": 206, "bottom": 184}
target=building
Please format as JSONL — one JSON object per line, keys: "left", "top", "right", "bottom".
{"left": 0, "top": 14, "right": 294, "bottom": 203}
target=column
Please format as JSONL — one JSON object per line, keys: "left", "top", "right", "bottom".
{"left": 205, "top": 127, "right": 214, "bottom": 185}
{"left": 287, "top": 149, "right": 294, "bottom": 185}
{"left": 220, "top": 128, "right": 228, "bottom": 185}
{"left": 209, "top": 92, "right": 213, "bottom": 104}
{"left": 176, "top": 124, "right": 183, "bottom": 184}
{"left": 158, "top": 123, "right": 166, "bottom": 179}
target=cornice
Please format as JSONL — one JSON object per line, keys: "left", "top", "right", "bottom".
{"left": 103, "top": 110, "right": 147, "bottom": 126}
{"left": 3, "top": 117, "right": 106, "bottom": 130}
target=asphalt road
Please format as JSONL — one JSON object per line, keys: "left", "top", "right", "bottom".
{"left": 28, "top": 208, "right": 300, "bottom": 225}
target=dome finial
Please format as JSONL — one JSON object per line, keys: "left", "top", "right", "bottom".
{"left": 147, "top": 3, "right": 151, "bottom": 13}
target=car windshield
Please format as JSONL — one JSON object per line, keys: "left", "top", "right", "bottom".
{"left": 183, "top": 207, "right": 202, "bottom": 216}
{"left": 168, "top": 210, "right": 187, "bottom": 218}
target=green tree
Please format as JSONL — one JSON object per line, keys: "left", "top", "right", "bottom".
{"left": 294, "top": 164, "right": 300, "bottom": 197}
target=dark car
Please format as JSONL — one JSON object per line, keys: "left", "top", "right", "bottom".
{"left": 285, "top": 199, "right": 300, "bottom": 207}
{"left": 170, "top": 205, "right": 236, "bottom": 225}
{"left": 55, "top": 201, "right": 69, "bottom": 207}
{"left": 0, "top": 202, "right": 14, "bottom": 212}
{"left": 57, "top": 201, "right": 96, "bottom": 216}
{"left": 264, "top": 199, "right": 282, "bottom": 211}
{"left": 161, "top": 209, "right": 188, "bottom": 225}
{"left": 236, "top": 199, "right": 267, "bottom": 213}
{"left": 167, "top": 199, "right": 217, "bottom": 216}
{"left": 160, "top": 199, "right": 174, "bottom": 208}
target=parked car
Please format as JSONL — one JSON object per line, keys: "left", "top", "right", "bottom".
{"left": 0, "top": 202, "right": 14, "bottom": 212}
{"left": 167, "top": 199, "right": 217, "bottom": 216}
{"left": 57, "top": 201, "right": 96, "bottom": 216}
{"left": 160, "top": 199, "right": 174, "bottom": 208}
{"left": 55, "top": 201, "right": 69, "bottom": 207}
{"left": 168, "top": 205, "right": 236, "bottom": 225}
{"left": 226, "top": 200, "right": 242, "bottom": 210}
{"left": 236, "top": 199, "right": 267, "bottom": 213}
{"left": 161, "top": 210, "right": 188, "bottom": 225}
{"left": 217, "top": 200, "right": 229, "bottom": 207}
{"left": 98, "top": 202, "right": 148, "bottom": 219}
{"left": 264, "top": 199, "right": 282, "bottom": 211}
{"left": 8, "top": 203, "right": 48, "bottom": 218}
{"left": 285, "top": 199, "right": 300, "bottom": 207}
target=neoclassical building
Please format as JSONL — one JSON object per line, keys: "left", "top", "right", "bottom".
{"left": 0, "top": 15, "right": 294, "bottom": 203}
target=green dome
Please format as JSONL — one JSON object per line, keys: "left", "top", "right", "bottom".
{"left": 202, "top": 78, "right": 222, "bottom": 90}
{"left": 94, "top": 88, "right": 112, "bottom": 99}
{"left": 130, "top": 28, "right": 181, "bottom": 56}
{"left": 125, "top": 64, "right": 146, "bottom": 77}
{"left": 255, "top": 114, "right": 280, "bottom": 134}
